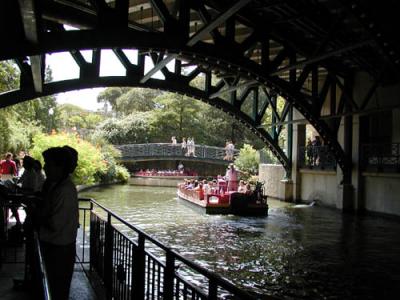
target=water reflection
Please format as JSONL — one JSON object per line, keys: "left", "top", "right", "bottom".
{"left": 80, "top": 185, "right": 400, "bottom": 299}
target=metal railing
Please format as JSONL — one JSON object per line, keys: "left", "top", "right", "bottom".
{"left": 298, "top": 145, "right": 337, "bottom": 170}
{"left": 0, "top": 195, "right": 51, "bottom": 300}
{"left": 361, "top": 143, "right": 400, "bottom": 172}
{"left": 32, "top": 232, "right": 52, "bottom": 300}
{"left": 114, "top": 143, "right": 238, "bottom": 162}
{"left": 78, "top": 198, "right": 266, "bottom": 300}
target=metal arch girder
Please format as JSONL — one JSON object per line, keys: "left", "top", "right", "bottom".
{"left": 0, "top": 72, "right": 290, "bottom": 173}
{"left": 0, "top": 32, "right": 344, "bottom": 172}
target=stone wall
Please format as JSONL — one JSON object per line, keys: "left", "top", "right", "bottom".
{"left": 363, "top": 173, "right": 400, "bottom": 216}
{"left": 300, "top": 169, "right": 337, "bottom": 206}
{"left": 258, "top": 164, "right": 285, "bottom": 199}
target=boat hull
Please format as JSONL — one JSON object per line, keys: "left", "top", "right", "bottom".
{"left": 177, "top": 188, "right": 268, "bottom": 216}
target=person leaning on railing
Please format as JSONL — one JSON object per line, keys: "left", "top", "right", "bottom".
{"left": 32, "top": 146, "right": 79, "bottom": 300}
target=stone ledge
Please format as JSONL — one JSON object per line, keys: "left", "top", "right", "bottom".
{"left": 362, "top": 172, "right": 400, "bottom": 178}
{"left": 299, "top": 168, "right": 336, "bottom": 175}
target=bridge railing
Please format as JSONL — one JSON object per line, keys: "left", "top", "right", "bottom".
{"left": 361, "top": 143, "right": 400, "bottom": 172}
{"left": 77, "top": 198, "right": 265, "bottom": 300}
{"left": 114, "top": 143, "right": 238, "bottom": 161}
{"left": 298, "top": 145, "right": 337, "bottom": 170}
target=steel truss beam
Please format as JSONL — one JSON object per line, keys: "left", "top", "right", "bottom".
{"left": 1, "top": 0, "right": 386, "bottom": 174}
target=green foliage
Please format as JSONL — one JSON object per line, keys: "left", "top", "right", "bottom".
{"left": 0, "top": 62, "right": 58, "bottom": 153}
{"left": 29, "top": 132, "right": 129, "bottom": 185}
{"left": 0, "top": 61, "right": 19, "bottom": 90}
{"left": 259, "top": 148, "right": 280, "bottom": 164}
{"left": 93, "top": 112, "right": 151, "bottom": 144}
{"left": 58, "top": 103, "right": 104, "bottom": 130}
{"left": 149, "top": 93, "right": 203, "bottom": 142}
{"left": 114, "top": 88, "right": 159, "bottom": 113}
{"left": 30, "top": 132, "right": 107, "bottom": 185}
{"left": 234, "top": 144, "right": 260, "bottom": 180}
{"left": 97, "top": 87, "right": 161, "bottom": 116}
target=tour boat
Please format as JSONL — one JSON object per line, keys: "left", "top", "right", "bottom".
{"left": 177, "top": 183, "right": 268, "bottom": 216}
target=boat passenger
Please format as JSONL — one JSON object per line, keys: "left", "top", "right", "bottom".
{"left": 245, "top": 183, "right": 252, "bottom": 194}
{"left": 203, "top": 180, "right": 211, "bottom": 195}
{"left": 238, "top": 180, "right": 246, "bottom": 193}
{"left": 210, "top": 180, "right": 218, "bottom": 194}
{"left": 186, "top": 179, "right": 195, "bottom": 189}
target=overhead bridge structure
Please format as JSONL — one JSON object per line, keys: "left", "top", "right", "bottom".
{"left": 0, "top": 0, "right": 400, "bottom": 215}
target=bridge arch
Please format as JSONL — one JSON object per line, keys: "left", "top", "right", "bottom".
{"left": 0, "top": 41, "right": 349, "bottom": 174}
{"left": 2, "top": 0, "right": 391, "bottom": 175}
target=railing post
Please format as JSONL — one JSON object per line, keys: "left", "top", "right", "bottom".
{"left": 208, "top": 279, "right": 218, "bottom": 299}
{"left": 163, "top": 250, "right": 175, "bottom": 300}
{"left": 104, "top": 213, "right": 114, "bottom": 299}
{"left": 132, "top": 234, "right": 145, "bottom": 300}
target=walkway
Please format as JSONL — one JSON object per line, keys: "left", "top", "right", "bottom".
{"left": 115, "top": 143, "right": 238, "bottom": 164}
{"left": 0, "top": 217, "right": 104, "bottom": 300}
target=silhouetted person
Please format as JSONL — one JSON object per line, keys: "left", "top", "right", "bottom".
{"left": 35, "top": 146, "right": 78, "bottom": 300}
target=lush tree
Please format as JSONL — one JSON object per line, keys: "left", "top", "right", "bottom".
{"left": 234, "top": 144, "right": 260, "bottom": 180}
{"left": 97, "top": 87, "right": 130, "bottom": 111}
{"left": 58, "top": 103, "right": 104, "bottom": 131}
{"left": 149, "top": 93, "right": 204, "bottom": 142}
{"left": 115, "top": 88, "right": 160, "bottom": 114}
{"left": 93, "top": 112, "right": 152, "bottom": 144}
{"left": 12, "top": 67, "right": 59, "bottom": 133}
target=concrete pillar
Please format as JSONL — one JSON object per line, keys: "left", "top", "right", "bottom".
{"left": 291, "top": 109, "right": 306, "bottom": 202}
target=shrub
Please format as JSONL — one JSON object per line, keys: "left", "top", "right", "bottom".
{"left": 29, "top": 132, "right": 128, "bottom": 185}
{"left": 234, "top": 144, "right": 260, "bottom": 180}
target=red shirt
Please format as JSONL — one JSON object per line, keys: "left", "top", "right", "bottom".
{"left": 0, "top": 159, "right": 17, "bottom": 176}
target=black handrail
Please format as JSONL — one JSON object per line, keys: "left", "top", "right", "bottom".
{"left": 33, "top": 231, "right": 51, "bottom": 300}
{"left": 78, "top": 197, "right": 275, "bottom": 299}
{"left": 361, "top": 143, "right": 400, "bottom": 172}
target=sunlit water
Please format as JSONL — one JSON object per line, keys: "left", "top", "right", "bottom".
{"left": 80, "top": 184, "right": 400, "bottom": 299}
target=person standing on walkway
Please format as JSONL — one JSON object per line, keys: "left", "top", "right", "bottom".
{"left": 35, "top": 146, "right": 78, "bottom": 300}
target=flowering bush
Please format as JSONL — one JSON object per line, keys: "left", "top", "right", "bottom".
{"left": 29, "top": 132, "right": 129, "bottom": 185}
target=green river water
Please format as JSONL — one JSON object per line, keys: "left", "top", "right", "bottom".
{"left": 80, "top": 184, "right": 400, "bottom": 300}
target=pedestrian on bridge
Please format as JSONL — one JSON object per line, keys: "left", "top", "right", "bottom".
{"left": 181, "top": 137, "right": 187, "bottom": 155}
